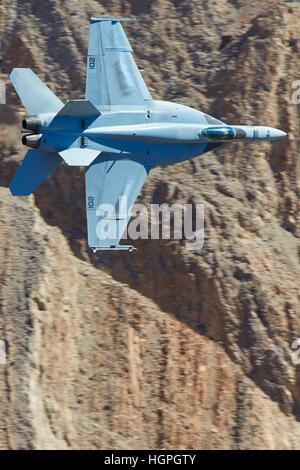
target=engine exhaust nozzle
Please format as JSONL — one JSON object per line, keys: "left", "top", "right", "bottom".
{"left": 22, "top": 133, "right": 42, "bottom": 149}
{"left": 22, "top": 116, "right": 41, "bottom": 132}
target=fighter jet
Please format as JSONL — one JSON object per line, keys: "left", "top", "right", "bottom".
{"left": 9, "top": 18, "right": 286, "bottom": 252}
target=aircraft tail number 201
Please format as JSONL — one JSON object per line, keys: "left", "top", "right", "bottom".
{"left": 89, "top": 57, "right": 96, "bottom": 69}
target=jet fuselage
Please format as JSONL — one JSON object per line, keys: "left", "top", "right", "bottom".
{"left": 22, "top": 100, "right": 286, "bottom": 167}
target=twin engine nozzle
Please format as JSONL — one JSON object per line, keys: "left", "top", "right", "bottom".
{"left": 22, "top": 133, "right": 41, "bottom": 149}
{"left": 22, "top": 115, "right": 41, "bottom": 132}
{"left": 22, "top": 115, "right": 42, "bottom": 149}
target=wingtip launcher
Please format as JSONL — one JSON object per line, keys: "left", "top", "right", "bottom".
{"left": 90, "top": 17, "right": 136, "bottom": 23}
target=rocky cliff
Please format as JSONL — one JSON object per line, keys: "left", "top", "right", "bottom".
{"left": 0, "top": 0, "right": 300, "bottom": 449}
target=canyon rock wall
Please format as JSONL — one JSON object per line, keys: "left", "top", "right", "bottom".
{"left": 0, "top": 0, "right": 299, "bottom": 449}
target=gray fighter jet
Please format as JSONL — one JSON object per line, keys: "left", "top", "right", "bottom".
{"left": 9, "top": 18, "right": 286, "bottom": 252}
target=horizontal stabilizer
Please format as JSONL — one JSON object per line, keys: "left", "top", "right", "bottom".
{"left": 59, "top": 148, "right": 101, "bottom": 166}
{"left": 56, "top": 100, "right": 100, "bottom": 117}
{"left": 10, "top": 149, "right": 62, "bottom": 196}
{"left": 10, "top": 68, "right": 64, "bottom": 115}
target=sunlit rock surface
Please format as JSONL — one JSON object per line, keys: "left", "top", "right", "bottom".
{"left": 0, "top": 0, "right": 299, "bottom": 449}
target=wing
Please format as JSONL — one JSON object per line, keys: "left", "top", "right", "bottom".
{"left": 85, "top": 18, "right": 152, "bottom": 108}
{"left": 85, "top": 157, "right": 150, "bottom": 251}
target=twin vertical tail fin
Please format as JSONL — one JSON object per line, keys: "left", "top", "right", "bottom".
{"left": 10, "top": 68, "right": 64, "bottom": 115}
{"left": 9, "top": 150, "right": 63, "bottom": 196}
{"left": 9, "top": 52, "right": 102, "bottom": 195}
{"left": 9, "top": 68, "right": 64, "bottom": 196}
{"left": 9, "top": 69, "right": 64, "bottom": 195}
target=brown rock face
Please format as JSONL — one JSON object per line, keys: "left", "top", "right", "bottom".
{"left": 0, "top": 0, "right": 300, "bottom": 450}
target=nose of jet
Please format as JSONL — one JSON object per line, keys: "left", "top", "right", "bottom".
{"left": 269, "top": 128, "right": 287, "bottom": 139}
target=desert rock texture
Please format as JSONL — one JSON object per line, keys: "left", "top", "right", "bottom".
{"left": 0, "top": 0, "right": 300, "bottom": 449}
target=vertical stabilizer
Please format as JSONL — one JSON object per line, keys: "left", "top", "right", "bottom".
{"left": 10, "top": 68, "right": 64, "bottom": 115}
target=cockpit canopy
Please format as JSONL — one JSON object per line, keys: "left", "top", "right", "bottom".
{"left": 201, "top": 127, "right": 235, "bottom": 141}
{"left": 201, "top": 126, "right": 246, "bottom": 141}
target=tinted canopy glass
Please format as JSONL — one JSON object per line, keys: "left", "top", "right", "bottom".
{"left": 201, "top": 127, "right": 235, "bottom": 141}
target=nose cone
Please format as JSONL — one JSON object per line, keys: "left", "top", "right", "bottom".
{"left": 270, "top": 128, "right": 287, "bottom": 139}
